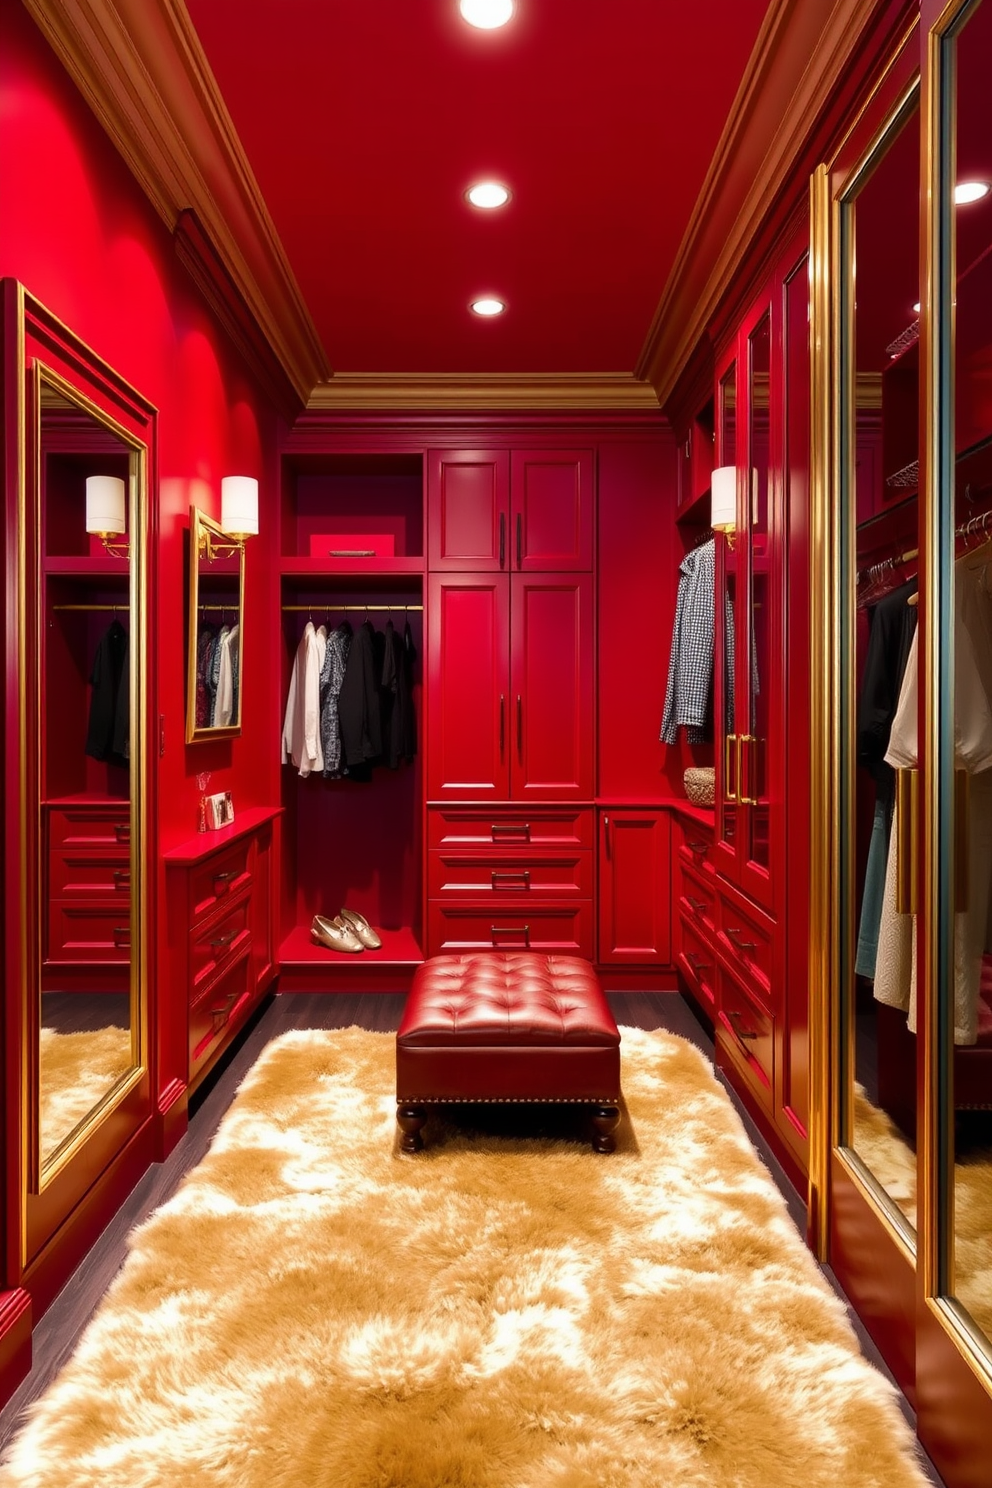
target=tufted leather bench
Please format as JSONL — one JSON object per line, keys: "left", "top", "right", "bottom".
{"left": 395, "top": 952, "right": 621, "bottom": 1153}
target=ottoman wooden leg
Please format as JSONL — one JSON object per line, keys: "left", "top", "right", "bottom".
{"left": 397, "top": 1104, "right": 427, "bottom": 1153}
{"left": 591, "top": 1105, "right": 620, "bottom": 1153}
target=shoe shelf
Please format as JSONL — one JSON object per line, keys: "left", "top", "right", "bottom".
{"left": 277, "top": 923, "right": 424, "bottom": 991}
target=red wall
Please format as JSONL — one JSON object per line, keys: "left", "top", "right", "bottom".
{"left": 0, "top": 6, "right": 281, "bottom": 1107}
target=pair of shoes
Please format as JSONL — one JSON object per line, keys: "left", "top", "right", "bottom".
{"left": 339, "top": 908, "right": 382, "bottom": 949}
{"left": 311, "top": 914, "right": 363, "bottom": 953}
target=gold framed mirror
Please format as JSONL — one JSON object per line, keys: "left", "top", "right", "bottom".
{"left": 186, "top": 506, "right": 245, "bottom": 742}
{"left": 2, "top": 281, "right": 153, "bottom": 1243}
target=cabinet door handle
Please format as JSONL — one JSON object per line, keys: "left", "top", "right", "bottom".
{"left": 516, "top": 695, "right": 523, "bottom": 755}
{"left": 739, "top": 734, "right": 758, "bottom": 806}
{"left": 210, "top": 928, "right": 238, "bottom": 950}
{"left": 724, "top": 733, "right": 738, "bottom": 803}
{"left": 499, "top": 512, "right": 506, "bottom": 569}
{"left": 604, "top": 815, "right": 611, "bottom": 859}
{"left": 725, "top": 926, "right": 757, "bottom": 951}
{"left": 491, "top": 923, "right": 530, "bottom": 943}
{"left": 729, "top": 1009, "right": 758, "bottom": 1045}
{"left": 516, "top": 513, "right": 523, "bottom": 568}
{"left": 491, "top": 870, "right": 531, "bottom": 887}
{"left": 499, "top": 695, "right": 505, "bottom": 755}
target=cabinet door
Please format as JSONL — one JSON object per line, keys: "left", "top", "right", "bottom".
{"left": 427, "top": 574, "right": 510, "bottom": 800}
{"left": 510, "top": 449, "right": 593, "bottom": 570}
{"left": 509, "top": 574, "right": 594, "bottom": 801}
{"left": 598, "top": 810, "right": 671, "bottom": 965}
{"left": 428, "top": 450, "right": 510, "bottom": 570}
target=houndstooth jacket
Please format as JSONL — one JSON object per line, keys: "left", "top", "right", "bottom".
{"left": 659, "top": 538, "right": 736, "bottom": 744}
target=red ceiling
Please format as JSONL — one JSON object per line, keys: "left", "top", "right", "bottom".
{"left": 183, "top": 0, "right": 769, "bottom": 377}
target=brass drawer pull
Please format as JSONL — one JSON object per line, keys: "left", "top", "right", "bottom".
{"left": 491, "top": 923, "right": 530, "bottom": 941}
{"left": 210, "top": 928, "right": 238, "bottom": 950}
{"left": 113, "top": 823, "right": 130, "bottom": 843}
{"left": 491, "top": 822, "right": 530, "bottom": 840}
{"left": 112, "top": 868, "right": 131, "bottom": 888}
{"left": 729, "top": 1009, "right": 758, "bottom": 1048}
{"left": 210, "top": 990, "right": 240, "bottom": 1029}
{"left": 687, "top": 896, "right": 707, "bottom": 914}
{"left": 725, "top": 926, "right": 757, "bottom": 951}
{"left": 687, "top": 839, "right": 708, "bottom": 857}
{"left": 213, "top": 868, "right": 238, "bottom": 886}
{"left": 491, "top": 870, "right": 531, "bottom": 887}
{"left": 685, "top": 952, "right": 710, "bottom": 975}
{"left": 113, "top": 925, "right": 131, "bottom": 947}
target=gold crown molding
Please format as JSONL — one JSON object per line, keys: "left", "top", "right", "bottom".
{"left": 637, "top": 0, "right": 907, "bottom": 405}
{"left": 307, "top": 373, "right": 662, "bottom": 413}
{"left": 22, "top": 0, "right": 329, "bottom": 406}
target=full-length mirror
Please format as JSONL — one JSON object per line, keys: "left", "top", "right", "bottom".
{"left": 28, "top": 353, "right": 147, "bottom": 1189}
{"left": 186, "top": 505, "right": 245, "bottom": 742}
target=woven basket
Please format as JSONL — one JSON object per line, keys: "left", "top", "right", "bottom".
{"left": 683, "top": 766, "right": 715, "bottom": 807}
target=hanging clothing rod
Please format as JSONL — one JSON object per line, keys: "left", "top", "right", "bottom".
{"left": 281, "top": 604, "right": 423, "bottom": 612}
{"left": 51, "top": 603, "right": 130, "bottom": 611}
{"left": 198, "top": 604, "right": 239, "bottom": 612}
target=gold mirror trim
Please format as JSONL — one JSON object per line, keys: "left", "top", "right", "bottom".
{"left": 186, "top": 505, "right": 246, "bottom": 743}
{"left": 834, "top": 1145, "right": 917, "bottom": 1259}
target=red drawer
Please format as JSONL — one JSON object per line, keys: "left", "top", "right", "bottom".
{"left": 428, "top": 849, "right": 592, "bottom": 899}
{"left": 46, "top": 902, "right": 131, "bottom": 963}
{"left": 190, "top": 898, "right": 251, "bottom": 998}
{"left": 716, "top": 888, "right": 775, "bottom": 1006}
{"left": 189, "top": 840, "right": 252, "bottom": 926}
{"left": 717, "top": 963, "right": 773, "bottom": 1094}
{"left": 678, "top": 860, "right": 716, "bottom": 936}
{"left": 676, "top": 819, "right": 715, "bottom": 876}
{"left": 189, "top": 951, "right": 251, "bottom": 1078}
{"left": 49, "top": 850, "right": 131, "bottom": 900}
{"left": 676, "top": 912, "right": 717, "bottom": 1014}
{"left": 427, "top": 900, "right": 593, "bottom": 957}
{"left": 428, "top": 807, "right": 594, "bottom": 851}
{"left": 47, "top": 804, "right": 130, "bottom": 851}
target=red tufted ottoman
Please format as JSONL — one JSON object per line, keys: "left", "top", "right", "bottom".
{"left": 395, "top": 952, "right": 621, "bottom": 1153}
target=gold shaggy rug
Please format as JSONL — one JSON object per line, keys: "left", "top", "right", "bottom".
{"left": 38, "top": 1025, "right": 133, "bottom": 1161}
{"left": 0, "top": 1027, "right": 931, "bottom": 1488}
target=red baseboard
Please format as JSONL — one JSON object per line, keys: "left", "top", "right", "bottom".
{"left": 0, "top": 1289, "right": 33, "bottom": 1407}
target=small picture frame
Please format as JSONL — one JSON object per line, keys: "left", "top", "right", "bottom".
{"left": 204, "top": 790, "right": 235, "bottom": 830}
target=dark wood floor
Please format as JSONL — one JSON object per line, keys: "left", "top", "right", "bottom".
{"left": 0, "top": 989, "right": 946, "bottom": 1485}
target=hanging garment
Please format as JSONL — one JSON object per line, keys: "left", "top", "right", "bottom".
{"left": 319, "top": 622, "right": 352, "bottom": 779}
{"left": 874, "top": 558, "right": 992, "bottom": 1044}
{"left": 337, "top": 619, "right": 382, "bottom": 781}
{"left": 379, "top": 618, "right": 418, "bottom": 768}
{"left": 854, "top": 580, "right": 918, "bottom": 977}
{"left": 194, "top": 623, "right": 216, "bottom": 728}
{"left": 85, "top": 619, "right": 129, "bottom": 766}
{"left": 660, "top": 538, "right": 717, "bottom": 744}
{"left": 206, "top": 624, "right": 229, "bottom": 726}
{"left": 282, "top": 622, "right": 325, "bottom": 777}
{"left": 214, "top": 624, "right": 239, "bottom": 728}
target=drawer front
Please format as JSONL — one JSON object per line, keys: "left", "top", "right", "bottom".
{"left": 716, "top": 889, "right": 774, "bottom": 1004}
{"left": 677, "top": 819, "right": 715, "bottom": 876}
{"left": 676, "top": 912, "right": 717, "bottom": 1014}
{"left": 428, "top": 807, "right": 594, "bottom": 851}
{"left": 190, "top": 898, "right": 252, "bottom": 999}
{"left": 717, "top": 964, "right": 773, "bottom": 1094}
{"left": 49, "top": 850, "right": 131, "bottom": 900}
{"left": 678, "top": 859, "right": 716, "bottom": 936}
{"left": 47, "top": 805, "right": 130, "bottom": 851}
{"left": 428, "top": 849, "right": 592, "bottom": 899}
{"left": 47, "top": 902, "right": 131, "bottom": 963}
{"left": 427, "top": 901, "right": 593, "bottom": 957}
{"left": 189, "top": 841, "right": 253, "bottom": 926}
{"left": 189, "top": 951, "right": 251, "bottom": 1078}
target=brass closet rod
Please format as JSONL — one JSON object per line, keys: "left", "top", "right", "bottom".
{"left": 51, "top": 602, "right": 130, "bottom": 611}
{"left": 281, "top": 603, "right": 423, "bottom": 612}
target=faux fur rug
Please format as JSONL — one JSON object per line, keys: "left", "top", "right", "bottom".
{"left": 38, "top": 1025, "right": 133, "bottom": 1160}
{"left": 854, "top": 1086, "right": 992, "bottom": 1337}
{"left": 1, "top": 1027, "right": 931, "bottom": 1488}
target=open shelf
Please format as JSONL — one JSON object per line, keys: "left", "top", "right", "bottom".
{"left": 280, "top": 452, "right": 424, "bottom": 561}
{"left": 278, "top": 923, "right": 424, "bottom": 991}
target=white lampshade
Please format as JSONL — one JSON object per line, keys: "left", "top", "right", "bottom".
{"left": 221, "top": 476, "right": 259, "bottom": 538}
{"left": 85, "top": 475, "right": 126, "bottom": 536}
{"left": 710, "top": 465, "right": 737, "bottom": 533}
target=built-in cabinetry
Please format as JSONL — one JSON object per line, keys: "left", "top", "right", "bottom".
{"left": 164, "top": 808, "right": 279, "bottom": 1090}
{"left": 597, "top": 809, "right": 670, "bottom": 967}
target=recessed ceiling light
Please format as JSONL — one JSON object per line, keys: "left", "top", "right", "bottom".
{"left": 459, "top": 0, "right": 513, "bottom": 29}
{"left": 954, "top": 180, "right": 991, "bottom": 204}
{"left": 471, "top": 297, "right": 506, "bottom": 316}
{"left": 467, "top": 182, "right": 511, "bottom": 209}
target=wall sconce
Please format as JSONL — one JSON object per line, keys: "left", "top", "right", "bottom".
{"left": 86, "top": 475, "right": 129, "bottom": 558}
{"left": 198, "top": 477, "right": 259, "bottom": 559}
{"left": 710, "top": 465, "right": 737, "bottom": 548}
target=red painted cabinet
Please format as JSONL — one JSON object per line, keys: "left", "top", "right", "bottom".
{"left": 428, "top": 448, "right": 592, "bottom": 571}
{"left": 597, "top": 809, "right": 671, "bottom": 966}
{"left": 427, "top": 573, "right": 593, "bottom": 802}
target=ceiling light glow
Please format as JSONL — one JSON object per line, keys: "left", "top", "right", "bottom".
{"left": 471, "top": 297, "right": 506, "bottom": 316}
{"left": 460, "top": 0, "right": 513, "bottom": 29}
{"left": 467, "top": 182, "right": 510, "bottom": 209}
{"left": 913, "top": 301, "right": 921, "bottom": 313}
{"left": 954, "top": 180, "right": 991, "bottom": 205}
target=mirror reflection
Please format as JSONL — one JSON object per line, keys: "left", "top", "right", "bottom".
{"left": 37, "top": 377, "right": 138, "bottom": 1169}
{"left": 846, "top": 97, "right": 921, "bottom": 1233}
{"left": 948, "top": 0, "right": 992, "bottom": 1343}
{"left": 718, "top": 360, "right": 738, "bottom": 846}
{"left": 186, "top": 506, "right": 244, "bottom": 742}
{"left": 747, "top": 314, "right": 770, "bottom": 867}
